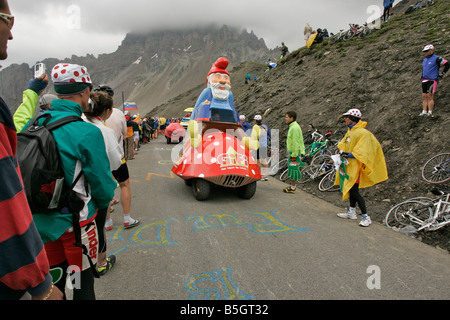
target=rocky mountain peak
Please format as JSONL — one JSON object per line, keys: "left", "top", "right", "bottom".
{"left": 0, "top": 24, "right": 276, "bottom": 115}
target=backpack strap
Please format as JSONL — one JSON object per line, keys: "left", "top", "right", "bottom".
{"left": 44, "top": 115, "right": 83, "bottom": 131}
{"left": 28, "top": 113, "right": 83, "bottom": 132}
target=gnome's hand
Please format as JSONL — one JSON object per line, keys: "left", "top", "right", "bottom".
{"left": 242, "top": 136, "right": 259, "bottom": 151}
{"left": 188, "top": 120, "right": 202, "bottom": 148}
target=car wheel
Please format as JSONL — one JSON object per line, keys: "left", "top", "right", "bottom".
{"left": 236, "top": 181, "right": 257, "bottom": 199}
{"left": 166, "top": 137, "right": 171, "bottom": 144}
{"left": 192, "top": 179, "right": 211, "bottom": 201}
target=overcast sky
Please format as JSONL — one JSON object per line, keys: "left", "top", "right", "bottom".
{"left": 3, "top": 0, "right": 399, "bottom": 68}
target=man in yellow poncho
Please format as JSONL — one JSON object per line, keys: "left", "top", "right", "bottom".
{"left": 335, "top": 109, "right": 388, "bottom": 227}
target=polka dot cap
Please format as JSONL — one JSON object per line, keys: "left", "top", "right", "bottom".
{"left": 52, "top": 63, "right": 92, "bottom": 84}
{"left": 342, "top": 108, "right": 361, "bottom": 118}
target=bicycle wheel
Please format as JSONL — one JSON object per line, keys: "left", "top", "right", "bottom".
{"left": 385, "top": 197, "right": 432, "bottom": 229}
{"left": 298, "top": 154, "right": 332, "bottom": 184}
{"left": 393, "top": 200, "right": 433, "bottom": 231}
{"left": 318, "top": 170, "right": 340, "bottom": 192}
{"left": 421, "top": 153, "right": 450, "bottom": 184}
{"left": 342, "top": 30, "right": 355, "bottom": 41}
{"left": 271, "top": 158, "right": 288, "bottom": 176}
{"left": 358, "top": 28, "right": 371, "bottom": 38}
{"left": 279, "top": 168, "right": 289, "bottom": 182}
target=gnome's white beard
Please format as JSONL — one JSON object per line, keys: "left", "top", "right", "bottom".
{"left": 209, "top": 82, "right": 231, "bottom": 101}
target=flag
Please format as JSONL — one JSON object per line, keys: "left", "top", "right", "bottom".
{"left": 124, "top": 102, "right": 138, "bottom": 111}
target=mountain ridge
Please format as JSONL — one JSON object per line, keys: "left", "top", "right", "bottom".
{"left": 0, "top": 25, "right": 276, "bottom": 115}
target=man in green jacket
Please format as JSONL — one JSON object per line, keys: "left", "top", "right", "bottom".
{"left": 23, "top": 63, "right": 116, "bottom": 300}
{"left": 283, "top": 111, "right": 305, "bottom": 193}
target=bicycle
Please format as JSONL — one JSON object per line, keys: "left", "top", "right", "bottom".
{"left": 302, "top": 125, "right": 339, "bottom": 158}
{"left": 385, "top": 187, "right": 450, "bottom": 233}
{"left": 357, "top": 23, "right": 371, "bottom": 38}
{"left": 331, "top": 29, "right": 346, "bottom": 43}
{"left": 279, "top": 125, "right": 337, "bottom": 182}
{"left": 342, "top": 23, "right": 371, "bottom": 41}
{"left": 342, "top": 23, "right": 359, "bottom": 41}
{"left": 297, "top": 153, "right": 334, "bottom": 184}
{"left": 421, "top": 153, "right": 450, "bottom": 184}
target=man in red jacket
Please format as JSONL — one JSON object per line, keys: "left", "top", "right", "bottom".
{"left": 0, "top": 0, "right": 62, "bottom": 300}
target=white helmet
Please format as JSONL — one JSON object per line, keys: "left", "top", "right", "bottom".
{"left": 239, "top": 115, "right": 246, "bottom": 121}
{"left": 342, "top": 108, "right": 361, "bottom": 118}
{"left": 254, "top": 115, "right": 262, "bottom": 121}
{"left": 423, "top": 44, "right": 434, "bottom": 52}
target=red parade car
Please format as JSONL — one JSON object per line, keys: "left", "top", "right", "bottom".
{"left": 172, "top": 121, "right": 261, "bottom": 200}
{"left": 165, "top": 122, "right": 186, "bottom": 144}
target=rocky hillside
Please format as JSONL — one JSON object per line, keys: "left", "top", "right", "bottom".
{"left": 151, "top": 0, "right": 450, "bottom": 252}
{"left": 0, "top": 25, "right": 276, "bottom": 115}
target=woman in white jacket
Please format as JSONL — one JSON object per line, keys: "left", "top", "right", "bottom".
{"left": 83, "top": 90, "right": 123, "bottom": 275}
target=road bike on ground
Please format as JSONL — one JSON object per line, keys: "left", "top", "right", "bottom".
{"left": 385, "top": 187, "right": 450, "bottom": 233}
{"left": 342, "top": 23, "right": 371, "bottom": 41}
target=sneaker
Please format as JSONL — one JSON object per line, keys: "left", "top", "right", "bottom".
{"left": 124, "top": 219, "right": 141, "bottom": 229}
{"left": 97, "top": 255, "right": 116, "bottom": 276}
{"left": 337, "top": 210, "right": 357, "bottom": 220}
{"left": 105, "top": 224, "right": 113, "bottom": 231}
{"left": 359, "top": 216, "right": 372, "bottom": 227}
{"left": 283, "top": 187, "right": 296, "bottom": 193}
{"left": 262, "top": 176, "right": 268, "bottom": 181}
{"left": 419, "top": 111, "right": 428, "bottom": 116}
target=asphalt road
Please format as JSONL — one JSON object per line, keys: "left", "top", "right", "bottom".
{"left": 93, "top": 137, "right": 450, "bottom": 301}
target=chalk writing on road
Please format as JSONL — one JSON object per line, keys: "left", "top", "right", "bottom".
{"left": 106, "top": 211, "right": 308, "bottom": 300}
{"left": 108, "top": 211, "right": 310, "bottom": 247}
{"left": 185, "top": 268, "right": 253, "bottom": 300}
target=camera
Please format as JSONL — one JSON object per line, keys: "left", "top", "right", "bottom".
{"left": 34, "top": 63, "right": 46, "bottom": 78}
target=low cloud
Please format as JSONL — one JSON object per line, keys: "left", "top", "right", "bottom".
{"left": 4, "top": 0, "right": 393, "bottom": 68}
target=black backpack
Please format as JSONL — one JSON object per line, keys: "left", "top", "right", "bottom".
{"left": 17, "top": 113, "right": 83, "bottom": 213}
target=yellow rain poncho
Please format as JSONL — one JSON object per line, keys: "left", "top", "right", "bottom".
{"left": 335, "top": 120, "right": 388, "bottom": 200}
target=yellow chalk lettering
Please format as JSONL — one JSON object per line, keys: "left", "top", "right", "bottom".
{"left": 210, "top": 214, "right": 247, "bottom": 227}
{"left": 130, "top": 219, "right": 176, "bottom": 247}
{"left": 248, "top": 211, "right": 309, "bottom": 234}
{"left": 186, "top": 215, "right": 217, "bottom": 231}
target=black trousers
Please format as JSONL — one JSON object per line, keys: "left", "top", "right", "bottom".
{"left": 349, "top": 183, "right": 367, "bottom": 215}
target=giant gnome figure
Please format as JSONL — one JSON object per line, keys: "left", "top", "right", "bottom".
{"left": 188, "top": 57, "right": 258, "bottom": 150}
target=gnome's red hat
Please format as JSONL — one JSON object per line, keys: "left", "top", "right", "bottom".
{"left": 207, "top": 57, "right": 229, "bottom": 82}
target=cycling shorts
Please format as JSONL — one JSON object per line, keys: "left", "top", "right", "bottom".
{"left": 112, "top": 162, "right": 129, "bottom": 183}
{"left": 256, "top": 147, "right": 268, "bottom": 160}
{"left": 44, "top": 219, "right": 98, "bottom": 272}
{"left": 422, "top": 80, "right": 438, "bottom": 94}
